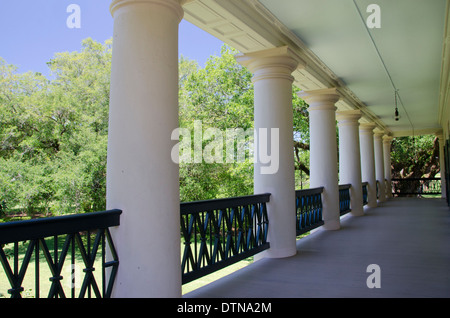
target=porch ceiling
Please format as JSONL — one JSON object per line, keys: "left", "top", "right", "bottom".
{"left": 182, "top": 0, "right": 450, "bottom": 137}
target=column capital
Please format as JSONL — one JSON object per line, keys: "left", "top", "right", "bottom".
{"left": 110, "top": 0, "right": 185, "bottom": 21}
{"left": 373, "top": 129, "right": 386, "bottom": 139}
{"left": 299, "top": 88, "right": 340, "bottom": 111}
{"left": 359, "top": 122, "right": 376, "bottom": 134}
{"left": 336, "top": 110, "right": 361, "bottom": 126}
{"left": 382, "top": 135, "right": 393, "bottom": 143}
{"left": 235, "top": 46, "right": 304, "bottom": 83}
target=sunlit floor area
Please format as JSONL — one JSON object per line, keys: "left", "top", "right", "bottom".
{"left": 184, "top": 197, "right": 450, "bottom": 298}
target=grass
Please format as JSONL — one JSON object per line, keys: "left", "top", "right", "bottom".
{"left": 182, "top": 257, "right": 254, "bottom": 295}
{"left": 420, "top": 194, "right": 442, "bottom": 198}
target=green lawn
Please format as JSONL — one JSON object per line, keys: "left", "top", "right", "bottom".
{"left": 182, "top": 257, "right": 253, "bottom": 295}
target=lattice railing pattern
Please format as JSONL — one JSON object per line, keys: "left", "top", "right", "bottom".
{"left": 180, "top": 194, "right": 270, "bottom": 284}
{"left": 391, "top": 178, "right": 442, "bottom": 196}
{"left": 295, "top": 187, "right": 324, "bottom": 236}
{"left": 0, "top": 210, "right": 121, "bottom": 298}
{"left": 339, "top": 184, "right": 351, "bottom": 216}
{"left": 362, "top": 182, "right": 369, "bottom": 205}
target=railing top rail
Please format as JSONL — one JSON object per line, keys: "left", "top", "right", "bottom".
{"left": 180, "top": 193, "right": 271, "bottom": 215}
{"left": 0, "top": 209, "right": 122, "bottom": 244}
{"left": 295, "top": 187, "right": 324, "bottom": 197}
{"left": 339, "top": 184, "right": 351, "bottom": 190}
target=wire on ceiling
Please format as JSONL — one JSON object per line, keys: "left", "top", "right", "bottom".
{"left": 352, "top": 0, "right": 415, "bottom": 138}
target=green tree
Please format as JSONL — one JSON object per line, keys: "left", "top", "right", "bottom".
{"left": 292, "top": 86, "right": 310, "bottom": 188}
{"left": 1, "top": 40, "right": 312, "bottom": 216}
{"left": 178, "top": 45, "right": 254, "bottom": 201}
{"left": 0, "top": 38, "right": 111, "bottom": 216}
{"left": 178, "top": 45, "right": 311, "bottom": 201}
{"left": 391, "top": 134, "right": 440, "bottom": 179}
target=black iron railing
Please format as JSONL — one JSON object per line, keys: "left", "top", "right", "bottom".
{"left": 339, "top": 184, "right": 351, "bottom": 216}
{"left": 362, "top": 182, "right": 368, "bottom": 205}
{"left": 391, "top": 178, "right": 442, "bottom": 196}
{"left": 295, "top": 187, "right": 324, "bottom": 236}
{"left": 180, "top": 194, "right": 270, "bottom": 285}
{"left": 0, "top": 210, "right": 121, "bottom": 298}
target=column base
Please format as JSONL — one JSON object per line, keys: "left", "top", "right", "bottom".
{"left": 255, "top": 246, "right": 298, "bottom": 260}
{"left": 323, "top": 220, "right": 340, "bottom": 231}
{"left": 350, "top": 209, "right": 364, "bottom": 217}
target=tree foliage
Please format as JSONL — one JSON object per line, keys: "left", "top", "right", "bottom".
{"left": 2, "top": 37, "right": 441, "bottom": 217}
{"left": 391, "top": 135, "right": 440, "bottom": 178}
{"left": 0, "top": 38, "right": 111, "bottom": 216}
{"left": 178, "top": 46, "right": 254, "bottom": 201}
{"left": 178, "top": 45, "right": 311, "bottom": 201}
{"left": 0, "top": 40, "right": 326, "bottom": 216}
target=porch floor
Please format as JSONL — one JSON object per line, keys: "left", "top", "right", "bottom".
{"left": 184, "top": 197, "right": 450, "bottom": 298}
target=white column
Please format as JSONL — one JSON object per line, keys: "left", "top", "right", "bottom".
{"left": 299, "top": 88, "right": 340, "bottom": 230}
{"left": 437, "top": 133, "right": 447, "bottom": 199}
{"left": 374, "top": 130, "right": 386, "bottom": 202}
{"left": 107, "top": 0, "right": 184, "bottom": 297}
{"left": 359, "top": 123, "right": 377, "bottom": 208}
{"left": 337, "top": 110, "right": 364, "bottom": 216}
{"left": 383, "top": 135, "right": 393, "bottom": 199}
{"left": 236, "top": 46, "right": 302, "bottom": 258}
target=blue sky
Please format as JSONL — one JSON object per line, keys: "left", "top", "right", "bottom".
{"left": 0, "top": 0, "right": 224, "bottom": 76}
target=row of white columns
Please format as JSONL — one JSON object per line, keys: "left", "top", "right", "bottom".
{"left": 237, "top": 48, "right": 394, "bottom": 258}
{"left": 300, "top": 93, "right": 393, "bottom": 232}
{"left": 106, "top": 0, "right": 394, "bottom": 297}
